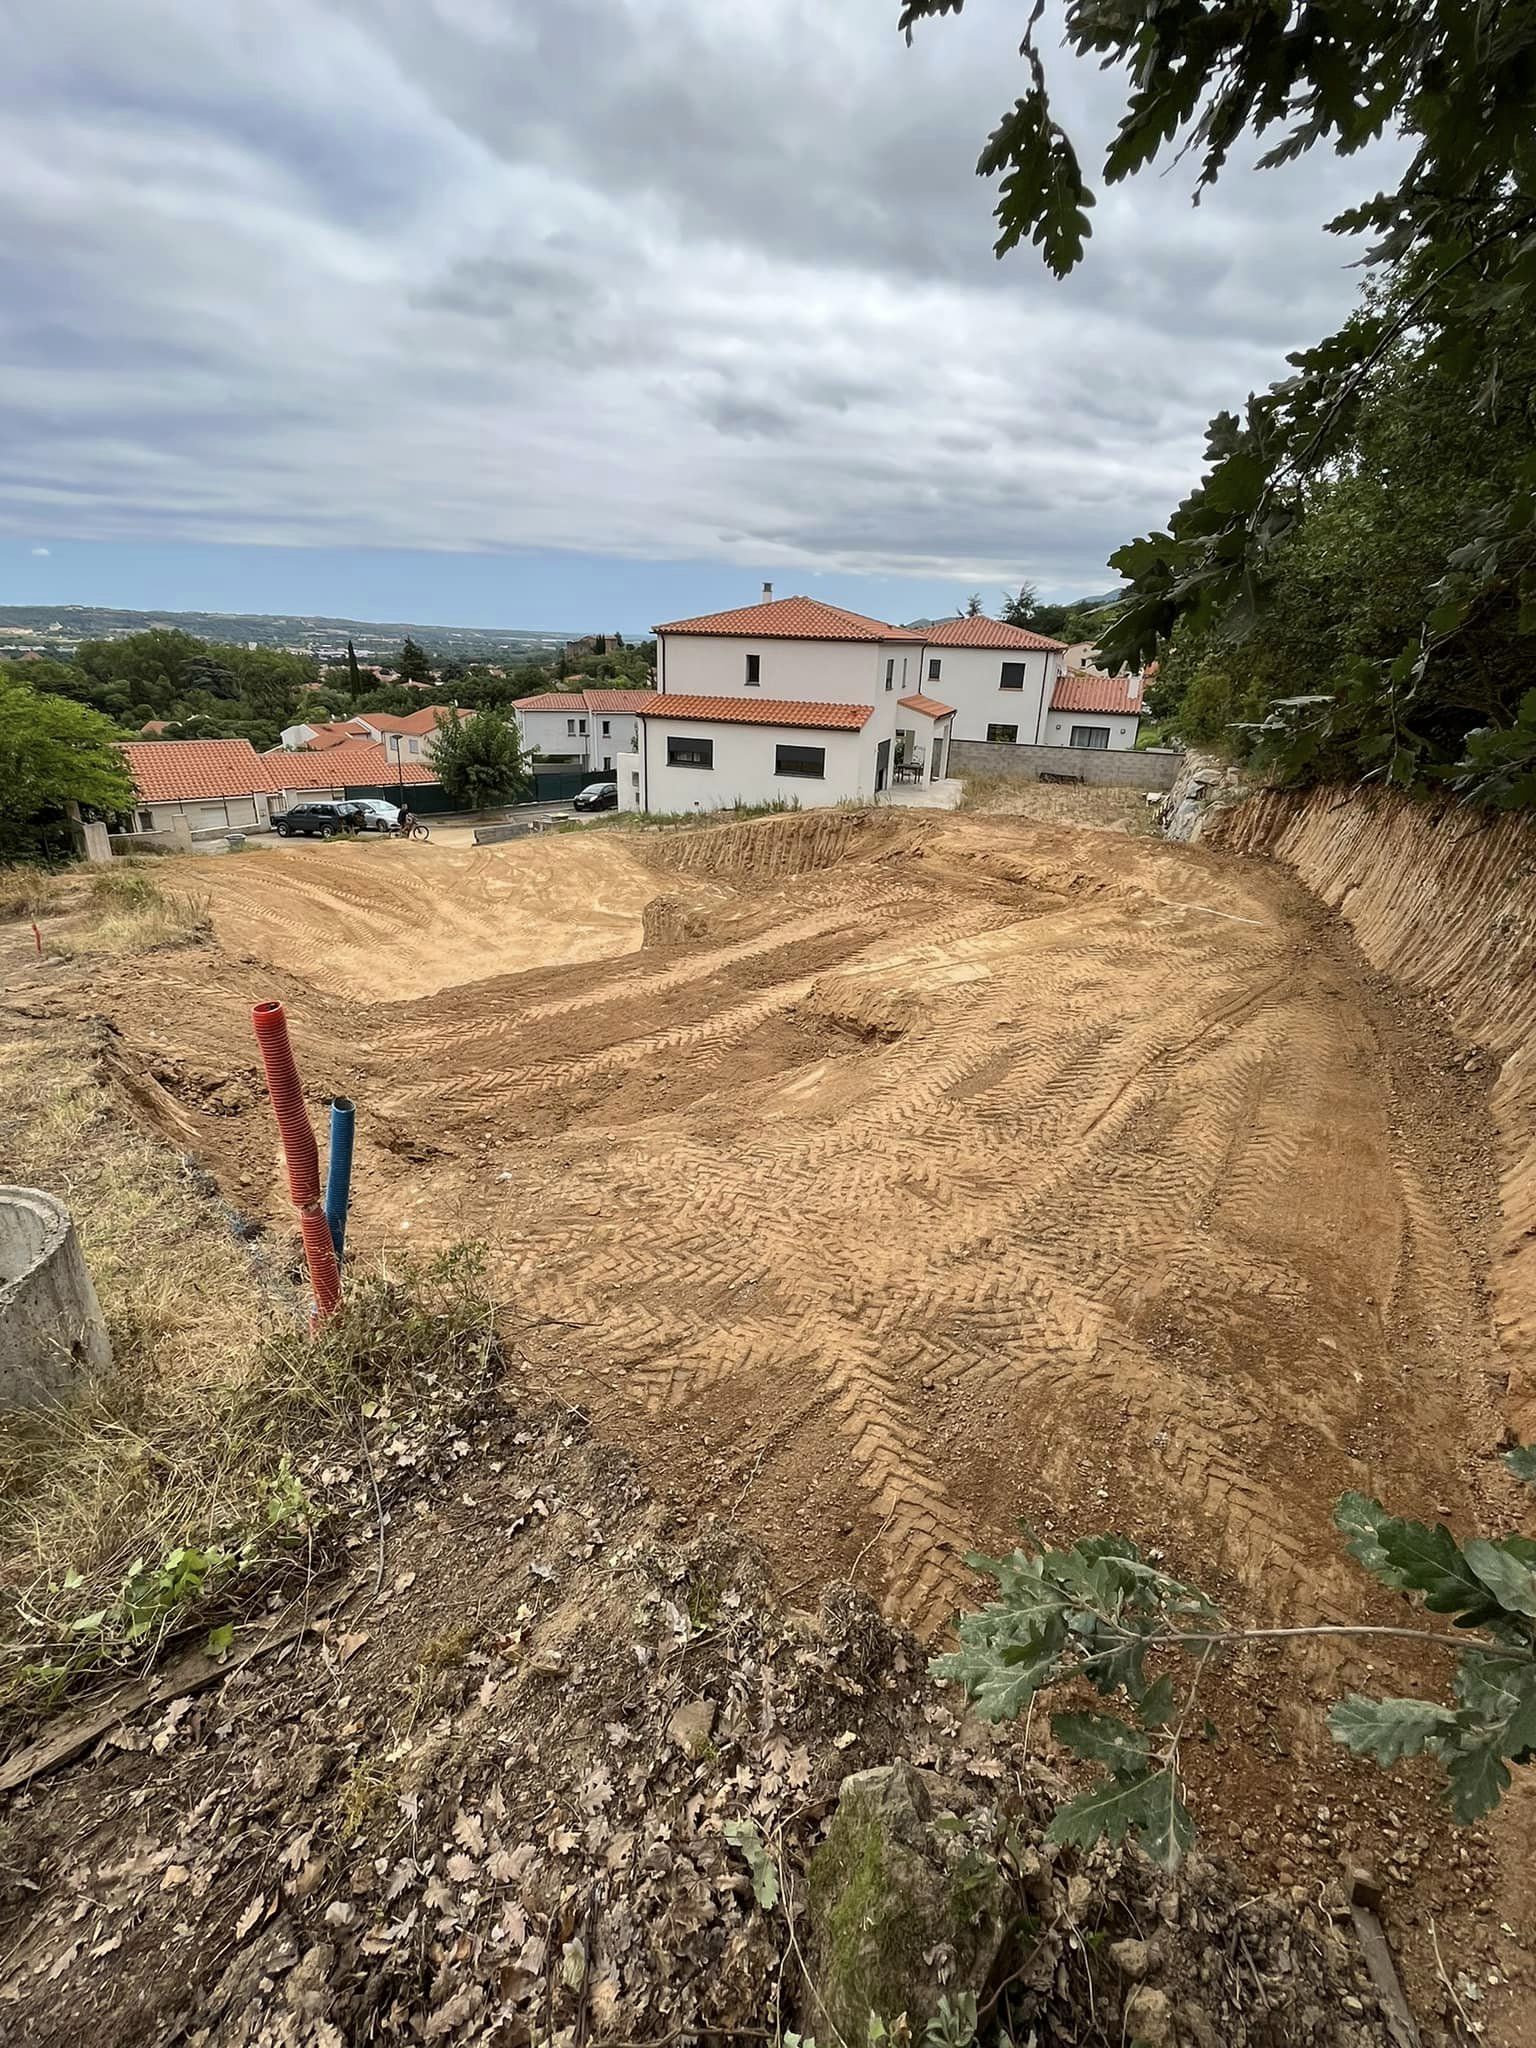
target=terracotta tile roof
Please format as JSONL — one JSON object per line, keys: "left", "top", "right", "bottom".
{"left": 301, "top": 720, "right": 375, "bottom": 750}
{"left": 921, "top": 615, "right": 1067, "bottom": 651}
{"left": 119, "top": 739, "right": 274, "bottom": 803}
{"left": 580, "top": 689, "right": 657, "bottom": 713}
{"left": 1051, "top": 670, "right": 1146, "bottom": 715}
{"left": 897, "top": 693, "right": 955, "bottom": 719}
{"left": 511, "top": 692, "right": 591, "bottom": 714}
{"left": 357, "top": 707, "right": 463, "bottom": 737}
{"left": 639, "top": 694, "right": 873, "bottom": 730}
{"left": 265, "top": 740, "right": 441, "bottom": 787}
{"left": 511, "top": 689, "right": 657, "bottom": 714}
{"left": 655, "top": 595, "right": 906, "bottom": 642}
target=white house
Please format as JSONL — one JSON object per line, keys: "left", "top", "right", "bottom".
{"left": 616, "top": 594, "right": 956, "bottom": 814}
{"left": 575, "top": 590, "right": 1151, "bottom": 816}
{"left": 915, "top": 615, "right": 1067, "bottom": 746}
{"left": 279, "top": 707, "right": 466, "bottom": 765}
{"left": 509, "top": 688, "right": 655, "bottom": 773}
{"left": 1041, "top": 671, "right": 1146, "bottom": 751}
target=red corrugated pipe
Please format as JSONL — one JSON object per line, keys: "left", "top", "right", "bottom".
{"left": 252, "top": 999, "right": 341, "bottom": 1322}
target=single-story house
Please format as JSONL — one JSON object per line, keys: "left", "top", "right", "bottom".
{"left": 117, "top": 739, "right": 276, "bottom": 839}
{"left": 622, "top": 695, "right": 878, "bottom": 814}
{"left": 1040, "top": 671, "right": 1146, "bottom": 752}
{"left": 260, "top": 739, "right": 443, "bottom": 809}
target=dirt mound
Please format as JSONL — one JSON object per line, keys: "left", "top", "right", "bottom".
{"left": 640, "top": 893, "right": 714, "bottom": 946}
{"left": 644, "top": 807, "right": 909, "bottom": 880}
{"left": 187, "top": 837, "right": 674, "bottom": 1000}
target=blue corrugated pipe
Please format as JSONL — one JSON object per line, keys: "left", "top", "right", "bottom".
{"left": 324, "top": 1097, "right": 355, "bottom": 1267}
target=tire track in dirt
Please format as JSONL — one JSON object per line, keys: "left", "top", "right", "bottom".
{"left": 99, "top": 812, "right": 1505, "bottom": 1647}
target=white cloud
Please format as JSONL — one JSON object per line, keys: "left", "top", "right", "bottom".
{"left": 30, "top": 546, "right": 50, "bottom": 556}
{"left": 0, "top": 0, "right": 1403, "bottom": 593}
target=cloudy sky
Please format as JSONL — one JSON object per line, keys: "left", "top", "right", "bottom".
{"left": 0, "top": 0, "right": 1399, "bottom": 629}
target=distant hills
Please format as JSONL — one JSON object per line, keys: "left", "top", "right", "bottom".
{"left": 0, "top": 604, "right": 584, "bottom": 661}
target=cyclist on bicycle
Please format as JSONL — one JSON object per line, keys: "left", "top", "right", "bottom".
{"left": 397, "top": 803, "right": 417, "bottom": 838}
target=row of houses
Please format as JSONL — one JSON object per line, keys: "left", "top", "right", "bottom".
{"left": 117, "top": 737, "right": 442, "bottom": 839}
{"left": 509, "top": 594, "right": 1145, "bottom": 814}
{"left": 276, "top": 705, "right": 459, "bottom": 764}
{"left": 111, "top": 595, "right": 1148, "bottom": 833}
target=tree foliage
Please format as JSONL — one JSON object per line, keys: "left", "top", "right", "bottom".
{"left": 0, "top": 671, "right": 135, "bottom": 856}
{"left": 429, "top": 706, "right": 530, "bottom": 811}
{"left": 904, "top": 0, "right": 1536, "bottom": 804}
{"left": 397, "top": 636, "right": 434, "bottom": 688}
{"left": 935, "top": 1446, "right": 1536, "bottom": 1869}
{"left": 1001, "top": 583, "right": 1113, "bottom": 645}
{"left": 40, "top": 631, "right": 320, "bottom": 748}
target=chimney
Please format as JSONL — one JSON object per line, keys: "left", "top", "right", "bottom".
{"left": 761, "top": 581, "right": 773, "bottom": 602}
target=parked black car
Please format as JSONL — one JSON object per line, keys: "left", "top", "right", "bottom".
{"left": 274, "top": 802, "right": 366, "bottom": 839}
{"left": 572, "top": 781, "right": 619, "bottom": 813}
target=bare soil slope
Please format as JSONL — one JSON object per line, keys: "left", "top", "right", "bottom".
{"left": 189, "top": 835, "right": 685, "bottom": 999}
{"left": 116, "top": 812, "right": 1510, "bottom": 1626}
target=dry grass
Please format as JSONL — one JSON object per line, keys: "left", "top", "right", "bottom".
{"left": 0, "top": 1026, "right": 271, "bottom": 1687}
{"left": 0, "top": 864, "right": 68, "bottom": 924}
{"left": 957, "top": 773, "right": 1160, "bottom": 833}
{"left": 50, "top": 867, "right": 212, "bottom": 960}
{"left": 0, "top": 1011, "right": 503, "bottom": 1718}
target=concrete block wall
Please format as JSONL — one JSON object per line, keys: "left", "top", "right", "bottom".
{"left": 948, "top": 740, "right": 1183, "bottom": 790}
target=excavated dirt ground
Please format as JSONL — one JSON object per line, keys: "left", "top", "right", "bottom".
{"left": 58, "top": 809, "right": 1536, "bottom": 2028}
{"left": 191, "top": 836, "right": 674, "bottom": 999}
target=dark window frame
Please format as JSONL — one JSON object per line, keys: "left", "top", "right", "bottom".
{"left": 999, "top": 662, "right": 1027, "bottom": 691}
{"left": 884, "top": 658, "right": 895, "bottom": 691}
{"left": 745, "top": 653, "right": 761, "bottom": 686}
{"left": 774, "top": 743, "right": 826, "bottom": 780}
{"left": 1069, "top": 724, "right": 1111, "bottom": 750}
{"left": 666, "top": 734, "right": 715, "bottom": 770}
{"left": 986, "top": 723, "right": 1019, "bottom": 744}
{"left": 927, "top": 657, "right": 941, "bottom": 682}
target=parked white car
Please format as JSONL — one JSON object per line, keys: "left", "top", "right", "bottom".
{"left": 349, "top": 797, "right": 402, "bottom": 832}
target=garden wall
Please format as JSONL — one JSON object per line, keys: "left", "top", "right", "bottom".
{"left": 948, "top": 740, "right": 1183, "bottom": 790}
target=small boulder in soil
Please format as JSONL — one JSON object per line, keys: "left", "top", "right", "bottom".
{"left": 806, "top": 1762, "right": 1006, "bottom": 2040}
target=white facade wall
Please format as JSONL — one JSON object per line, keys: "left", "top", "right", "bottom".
{"left": 659, "top": 632, "right": 919, "bottom": 720}
{"left": 920, "top": 645, "right": 1062, "bottom": 745}
{"left": 271, "top": 784, "right": 346, "bottom": 809}
{"left": 619, "top": 717, "right": 872, "bottom": 814}
{"left": 138, "top": 793, "right": 271, "bottom": 836}
{"left": 1040, "top": 709, "right": 1141, "bottom": 752}
{"left": 588, "top": 710, "right": 639, "bottom": 772}
{"left": 515, "top": 705, "right": 593, "bottom": 766}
